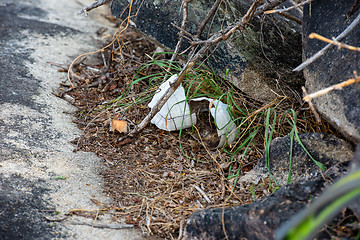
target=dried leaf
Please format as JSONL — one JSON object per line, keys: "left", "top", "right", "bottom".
{"left": 110, "top": 119, "right": 128, "bottom": 133}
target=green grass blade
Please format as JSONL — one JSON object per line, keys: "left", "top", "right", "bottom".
{"left": 294, "top": 129, "right": 326, "bottom": 172}
{"left": 264, "top": 108, "right": 279, "bottom": 187}
{"left": 287, "top": 109, "right": 298, "bottom": 184}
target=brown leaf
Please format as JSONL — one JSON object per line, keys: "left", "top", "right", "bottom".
{"left": 110, "top": 119, "right": 128, "bottom": 133}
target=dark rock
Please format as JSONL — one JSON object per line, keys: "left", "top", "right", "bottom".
{"left": 239, "top": 133, "right": 353, "bottom": 187}
{"left": 110, "top": 0, "right": 304, "bottom": 101}
{"left": 184, "top": 178, "right": 327, "bottom": 240}
{"left": 302, "top": 0, "right": 360, "bottom": 143}
{"left": 184, "top": 133, "right": 353, "bottom": 239}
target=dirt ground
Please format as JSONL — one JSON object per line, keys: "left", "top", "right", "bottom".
{"left": 57, "top": 27, "right": 259, "bottom": 239}
{"left": 56, "top": 14, "right": 353, "bottom": 239}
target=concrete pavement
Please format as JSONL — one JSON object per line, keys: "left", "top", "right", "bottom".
{"left": 0, "top": 0, "right": 145, "bottom": 239}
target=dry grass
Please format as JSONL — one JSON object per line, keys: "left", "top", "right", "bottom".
{"left": 58, "top": 26, "right": 336, "bottom": 238}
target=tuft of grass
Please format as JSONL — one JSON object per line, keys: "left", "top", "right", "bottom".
{"left": 106, "top": 52, "right": 328, "bottom": 198}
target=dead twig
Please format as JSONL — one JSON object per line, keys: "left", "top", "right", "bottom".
{"left": 191, "top": 0, "right": 276, "bottom": 46}
{"left": 196, "top": 0, "right": 223, "bottom": 38}
{"left": 301, "top": 86, "right": 321, "bottom": 123}
{"left": 67, "top": 56, "right": 88, "bottom": 87}
{"left": 278, "top": 12, "right": 302, "bottom": 25}
{"left": 293, "top": 11, "right": 360, "bottom": 71}
{"left": 187, "top": 0, "right": 263, "bottom": 68}
{"left": 169, "top": 0, "right": 192, "bottom": 64}
{"left": 265, "top": 0, "right": 313, "bottom": 14}
{"left": 302, "top": 71, "right": 360, "bottom": 123}
{"left": 303, "top": 71, "right": 360, "bottom": 102}
{"left": 68, "top": 0, "right": 135, "bottom": 88}
{"left": 78, "top": 0, "right": 112, "bottom": 15}
{"left": 309, "top": 33, "right": 360, "bottom": 52}
{"left": 171, "top": 23, "right": 199, "bottom": 41}
{"left": 255, "top": 0, "right": 287, "bottom": 15}
{"left": 194, "top": 185, "right": 212, "bottom": 203}
{"left": 68, "top": 220, "right": 134, "bottom": 229}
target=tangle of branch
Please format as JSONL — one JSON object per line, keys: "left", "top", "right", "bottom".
{"left": 122, "top": 0, "right": 289, "bottom": 138}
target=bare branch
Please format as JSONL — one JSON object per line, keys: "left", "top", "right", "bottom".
{"left": 196, "top": 0, "right": 223, "bottom": 38}
{"left": 278, "top": 12, "right": 302, "bottom": 25}
{"left": 293, "top": 11, "right": 360, "bottom": 71}
{"left": 303, "top": 71, "right": 360, "bottom": 102}
{"left": 309, "top": 33, "right": 360, "bottom": 52}
{"left": 255, "top": 0, "right": 287, "bottom": 15}
{"left": 78, "top": 0, "right": 112, "bottom": 15}
{"left": 301, "top": 87, "right": 321, "bottom": 123}
{"left": 169, "top": 0, "right": 192, "bottom": 63}
{"left": 171, "top": 23, "right": 199, "bottom": 41}
{"left": 265, "top": 0, "right": 314, "bottom": 14}
{"left": 192, "top": 0, "right": 284, "bottom": 46}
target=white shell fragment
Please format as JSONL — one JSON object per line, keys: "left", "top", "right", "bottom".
{"left": 190, "top": 97, "right": 237, "bottom": 148}
{"left": 148, "top": 75, "right": 237, "bottom": 148}
{"left": 148, "top": 75, "right": 197, "bottom": 131}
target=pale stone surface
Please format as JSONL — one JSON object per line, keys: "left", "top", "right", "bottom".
{"left": 0, "top": 1, "right": 149, "bottom": 239}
